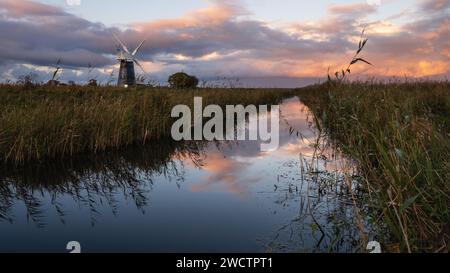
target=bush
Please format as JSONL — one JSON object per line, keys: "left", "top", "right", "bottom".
{"left": 168, "top": 72, "right": 198, "bottom": 89}
{"left": 88, "top": 79, "right": 98, "bottom": 87}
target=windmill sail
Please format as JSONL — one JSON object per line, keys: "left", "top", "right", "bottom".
{"left": 113, "top": 33, "right": 130, "bottom": 55}
{"left": 132, "top": 40, "right": 146, "bottom": 56}
{"left": 133, "top": 58, "right": 147, "bottom": 74}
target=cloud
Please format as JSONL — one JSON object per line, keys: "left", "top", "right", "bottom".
{"left": 328, "top": 3, "right": 377, "bottom": 15}
{"left": 66, "top": 0, "right": 81, "bottom": 6}
{"left": 420, "top": 0, "right": 450, "bottom": 12}
{"left": 0, "top": 0, "right": 448, "bottom": 83}
{"left": 0, "top": 0, "right": 62, "bottom": 17}
{"left": 0, "top": 0, "right": 115, "bottom": 69}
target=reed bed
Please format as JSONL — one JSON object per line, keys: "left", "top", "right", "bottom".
{"left": 299, "top": 81, "right": 450, "bottom": 252}
{"left": 0, "top": 84, "right": 291, "bottom": 164}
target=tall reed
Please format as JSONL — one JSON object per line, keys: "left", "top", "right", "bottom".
{"left": 0, "top": 85, "right": 291, "bottom": 164}
{"left": 299, "top": 81, "right": 450, "bottom": 252}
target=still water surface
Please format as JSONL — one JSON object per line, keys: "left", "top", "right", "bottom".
{"left": 0, "top": 97, "right": 365, "bottom": 253}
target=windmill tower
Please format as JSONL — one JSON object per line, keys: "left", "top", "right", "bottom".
{"left": 113, "top": 33, "right": 147, "bottom": 87}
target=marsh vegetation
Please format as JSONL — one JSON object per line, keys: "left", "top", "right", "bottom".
{"left": 0, "top": 80, "right": 448, "bottom": 253}
{"left": 299, "top": 81, "right": 449, "bottom": 252}
{"left": 0, "top": 85, "right": 290, "bottom": 164}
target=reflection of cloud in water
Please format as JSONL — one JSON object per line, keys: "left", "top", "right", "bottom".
{"left": 189, "top": 151, "right": 260, "bottom": 195}
{"left": 187, "top": 97, "right": 327, "bottom": 195}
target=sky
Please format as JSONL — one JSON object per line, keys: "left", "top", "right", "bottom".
{"left": 0, "top": 0, "right": 448, "bottom": 85}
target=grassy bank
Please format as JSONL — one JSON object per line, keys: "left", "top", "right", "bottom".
{"left": 0, "top": 84, "right": 292, "bottom": 164}
{"left": 299, "top": 81, "right": 450, "bottom": 252}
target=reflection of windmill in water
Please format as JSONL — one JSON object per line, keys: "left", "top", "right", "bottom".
{"left": 113, "top": 33, "right": 147, "bottom": 87}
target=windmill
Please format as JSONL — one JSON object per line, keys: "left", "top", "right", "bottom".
{"left": 113, "top": 33, "right": 147, "bottom": 87}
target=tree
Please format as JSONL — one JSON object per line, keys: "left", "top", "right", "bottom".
{"left": 88, "top": 79, "right": 98, "bottom": 86}
{"left": 168, "top": 72, "right": 199, "bottom": 89}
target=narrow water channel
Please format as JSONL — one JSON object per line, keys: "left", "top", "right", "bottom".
{"left": 0, "top": 97, "right": 367, "bottom": 253}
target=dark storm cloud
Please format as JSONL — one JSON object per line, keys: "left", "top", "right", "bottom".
{"left": 0, "top": 0, "right": 118, "bottom": 67}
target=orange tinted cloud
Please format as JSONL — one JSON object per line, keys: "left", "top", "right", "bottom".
{"left": 0, "top": 0, "right": 61, "bottom": 17}
{"left": 188, "top": 150, "right": 259, "bottom": 195}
